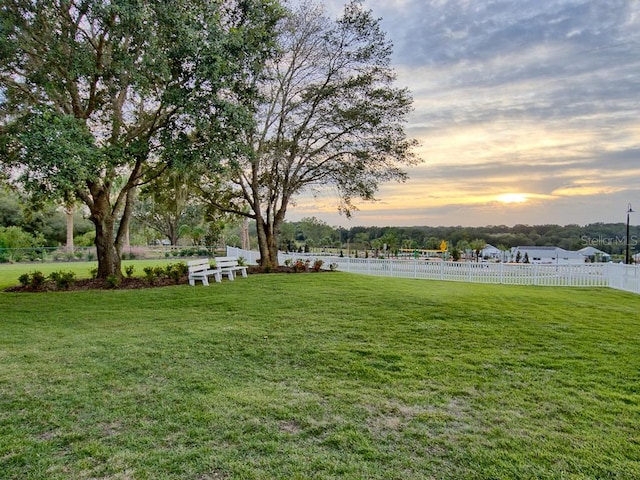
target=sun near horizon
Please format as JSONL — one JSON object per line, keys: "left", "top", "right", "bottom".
{"left": 496, "top": 193, "right": 528, "bottom": 204}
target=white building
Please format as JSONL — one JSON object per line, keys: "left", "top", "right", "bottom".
{"left": 479, "top": 244, "right": 503, "bottom": 260}
{"left": 576, "top": 246, "right": 611, "bottom": 262}
{"left": 511, "top": 246, "right": 585, "bottom": 265}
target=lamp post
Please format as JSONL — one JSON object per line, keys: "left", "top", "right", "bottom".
{"left": 626, "top": 203, "right": 634, "bottom": 265}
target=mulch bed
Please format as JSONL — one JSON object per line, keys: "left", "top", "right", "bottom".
{"left": 4, "top": 266, "right": 329, "bottom": 293}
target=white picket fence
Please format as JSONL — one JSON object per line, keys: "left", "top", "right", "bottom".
{"left": 226, "top": 246, "right": 640, "bottom": 295}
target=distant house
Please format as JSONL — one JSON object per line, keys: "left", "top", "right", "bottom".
{"left": 480, "top": 244, "right": 503, "bottom": 260}
{"left": 576, "top": 246, "right": 611, "bottom": 262}
{"left": 510, "top": 246, "right": 585, "bottom": 265}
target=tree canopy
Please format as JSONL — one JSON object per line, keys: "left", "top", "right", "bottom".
{"left": 0, "top": 0, "right": 282, "bottom": 278}
{"left": 197, "top": 0, "right": 420, "bottom": 267}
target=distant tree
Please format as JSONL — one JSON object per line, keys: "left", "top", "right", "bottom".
{"left": 354, "top": 232, "right": 371, "bottom": 252}
{"left": 456, "top": 239, "right": 471, "bottom": 259}
{"left": 380, "top": 232, "right": 399, "bottom": 257}
{"left": 0, "top": 186, "right": 23, "bottom": 227}
{"left": 497, "top": 244, "right": 510, "bottom": 262}
{"left": 0, "top": 226, "right": 45, "bottom": 250}
{"left": 297, "top": 217, "right": 335, "bottom": 247}
{"left": 0, "top": 0, "right": 281, "bottom": 278}
{"left": 133, "top": 171, "right": 204, "bottom": 246}
{"left": 279, "top": 222, "right": 297, "bottom": 252}
{"left": 402, "top": 239, "right": 417, "bottom": 250}
{"left": 523, "top": 252, "right": 530, "bottom": 264}
{"left": 470, "top": 239, "right": 487, "bottom": 262}
{"left": 197, "top": 1, "right": 419, "bottom": 268}
{"left": 178, "top": 224, "right": 206, "bottom": 246}
{"left": 425, "top": 236, "right": 440, "bottom": 249}
{"left": 516, "top": 251, "right": 522, "bottom": 263}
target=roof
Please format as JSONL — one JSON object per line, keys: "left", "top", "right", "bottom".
{"left": 513, "top": 246, "right": 583, "bottom": 259}
{"left": 577, "top": 246, "right": 611, "bottom": 257}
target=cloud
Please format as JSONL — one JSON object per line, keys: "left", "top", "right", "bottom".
{"left": 288, "top": 0, "right": 640, "bottom": 227}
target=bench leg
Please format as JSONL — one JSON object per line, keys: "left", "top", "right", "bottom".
{"left": 189, "top": 276, "right": 209, "bottom": 286}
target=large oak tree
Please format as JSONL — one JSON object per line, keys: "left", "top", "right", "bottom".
{"left": 198, "top": 0, "right": 420, "bottom": 267}
{"left": 0, "top": 0, "right": 281, "bottom": 278}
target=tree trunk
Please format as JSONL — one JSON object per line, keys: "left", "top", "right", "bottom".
{"left": 256, "top": 216, "right": 280, "bottom": 268}
{"left": 168, "top": 219, "right": 179, "bottom": 246}
{"left": 89, "top": 189, "right": 123, "bottom": 279}
{"left": 123, "top": 224, "right": 130, "bottom": 249}
{"left": 241, "top": 217, "right": 250, "bottom": 250}
{"left": 93, "top": 216, "right": 122, "bottom": 278}
{"left": 65, "top": 205, "right": 74, "bottom": 253}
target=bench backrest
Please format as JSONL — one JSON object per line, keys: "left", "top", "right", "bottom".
{"left": 215, "top": 256, "right": 239, "bottom": 268}
{"left": 188, "top": 258, "right": 211, "bottom": 273}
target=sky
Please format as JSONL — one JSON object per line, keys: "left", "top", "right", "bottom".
{"left": 288, "top": 0, "right": 640, "bottom": 228}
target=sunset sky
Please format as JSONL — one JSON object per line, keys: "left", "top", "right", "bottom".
{"left": 289, "top": 0, "right": 640, "bottom": 227}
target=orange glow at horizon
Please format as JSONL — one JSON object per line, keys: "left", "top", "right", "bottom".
{"left": 496, "top": 193, "right": 528, "bottom": 204}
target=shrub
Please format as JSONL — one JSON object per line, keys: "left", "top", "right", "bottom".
{"left": 125, "top": 265, "right": 135, "bottom": 278}
{"left": 312, "top": 259, "right": 324, "bottom": 272}
{"left": 284, "top": 259, "right": 293, "bottom": 267}
{"left": 105, "top": 275, "right": 120, "bottom": 289}
{"left": 89, "top": 267, "right": 98, "bottom": 279}
{"left": 49, "top": 271, "right": 76, "bottom": 289}
{"left": 30, "top": 271, "right": 46, "bottom": 289}
{"left": 293, "top": 259, "right": 310, "bottom": 272}
{"left": 18, "top": 271, "right": 47, "bottom": 289}
{"left": 143, "top": 266, "right": 159, "bottom": 284}
{"left": 329, "top": 262, "right": 338, "bottom": 272}
{"left": 18, "top": 273, "right": 30, "bottom": 286}
{"left": 165, "top": 262, "right": 188, "bottom": 283}
{"left": 0, "top": 226, "right": 46, "bottom": 251}
{"left": 26, "top": 248, "right": 45, "bottom": 261}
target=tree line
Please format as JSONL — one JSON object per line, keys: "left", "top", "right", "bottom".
{"left": 2, "top": 185, "right": 638, "bottom": 262}
{"left": 281, "top": 217, "right": 640, "bottom": 258}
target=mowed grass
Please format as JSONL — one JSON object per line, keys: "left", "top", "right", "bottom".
{"left": 1, "top": 265, "right": 639, "bottom": 479}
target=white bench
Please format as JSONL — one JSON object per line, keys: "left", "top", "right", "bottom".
{"left": 215, "top": 256, "right": 248, "bottom": 281}
{"left": 187, "top": 258, "right": 221, "bottom": 286}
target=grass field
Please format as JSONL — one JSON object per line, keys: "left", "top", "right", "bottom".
{"left": 1, "top": 263, "right": 639, "bottom": 479}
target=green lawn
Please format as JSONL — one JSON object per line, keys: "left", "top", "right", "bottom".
{"left": 1, "top": 266, "right": 639, "bottom": 479}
